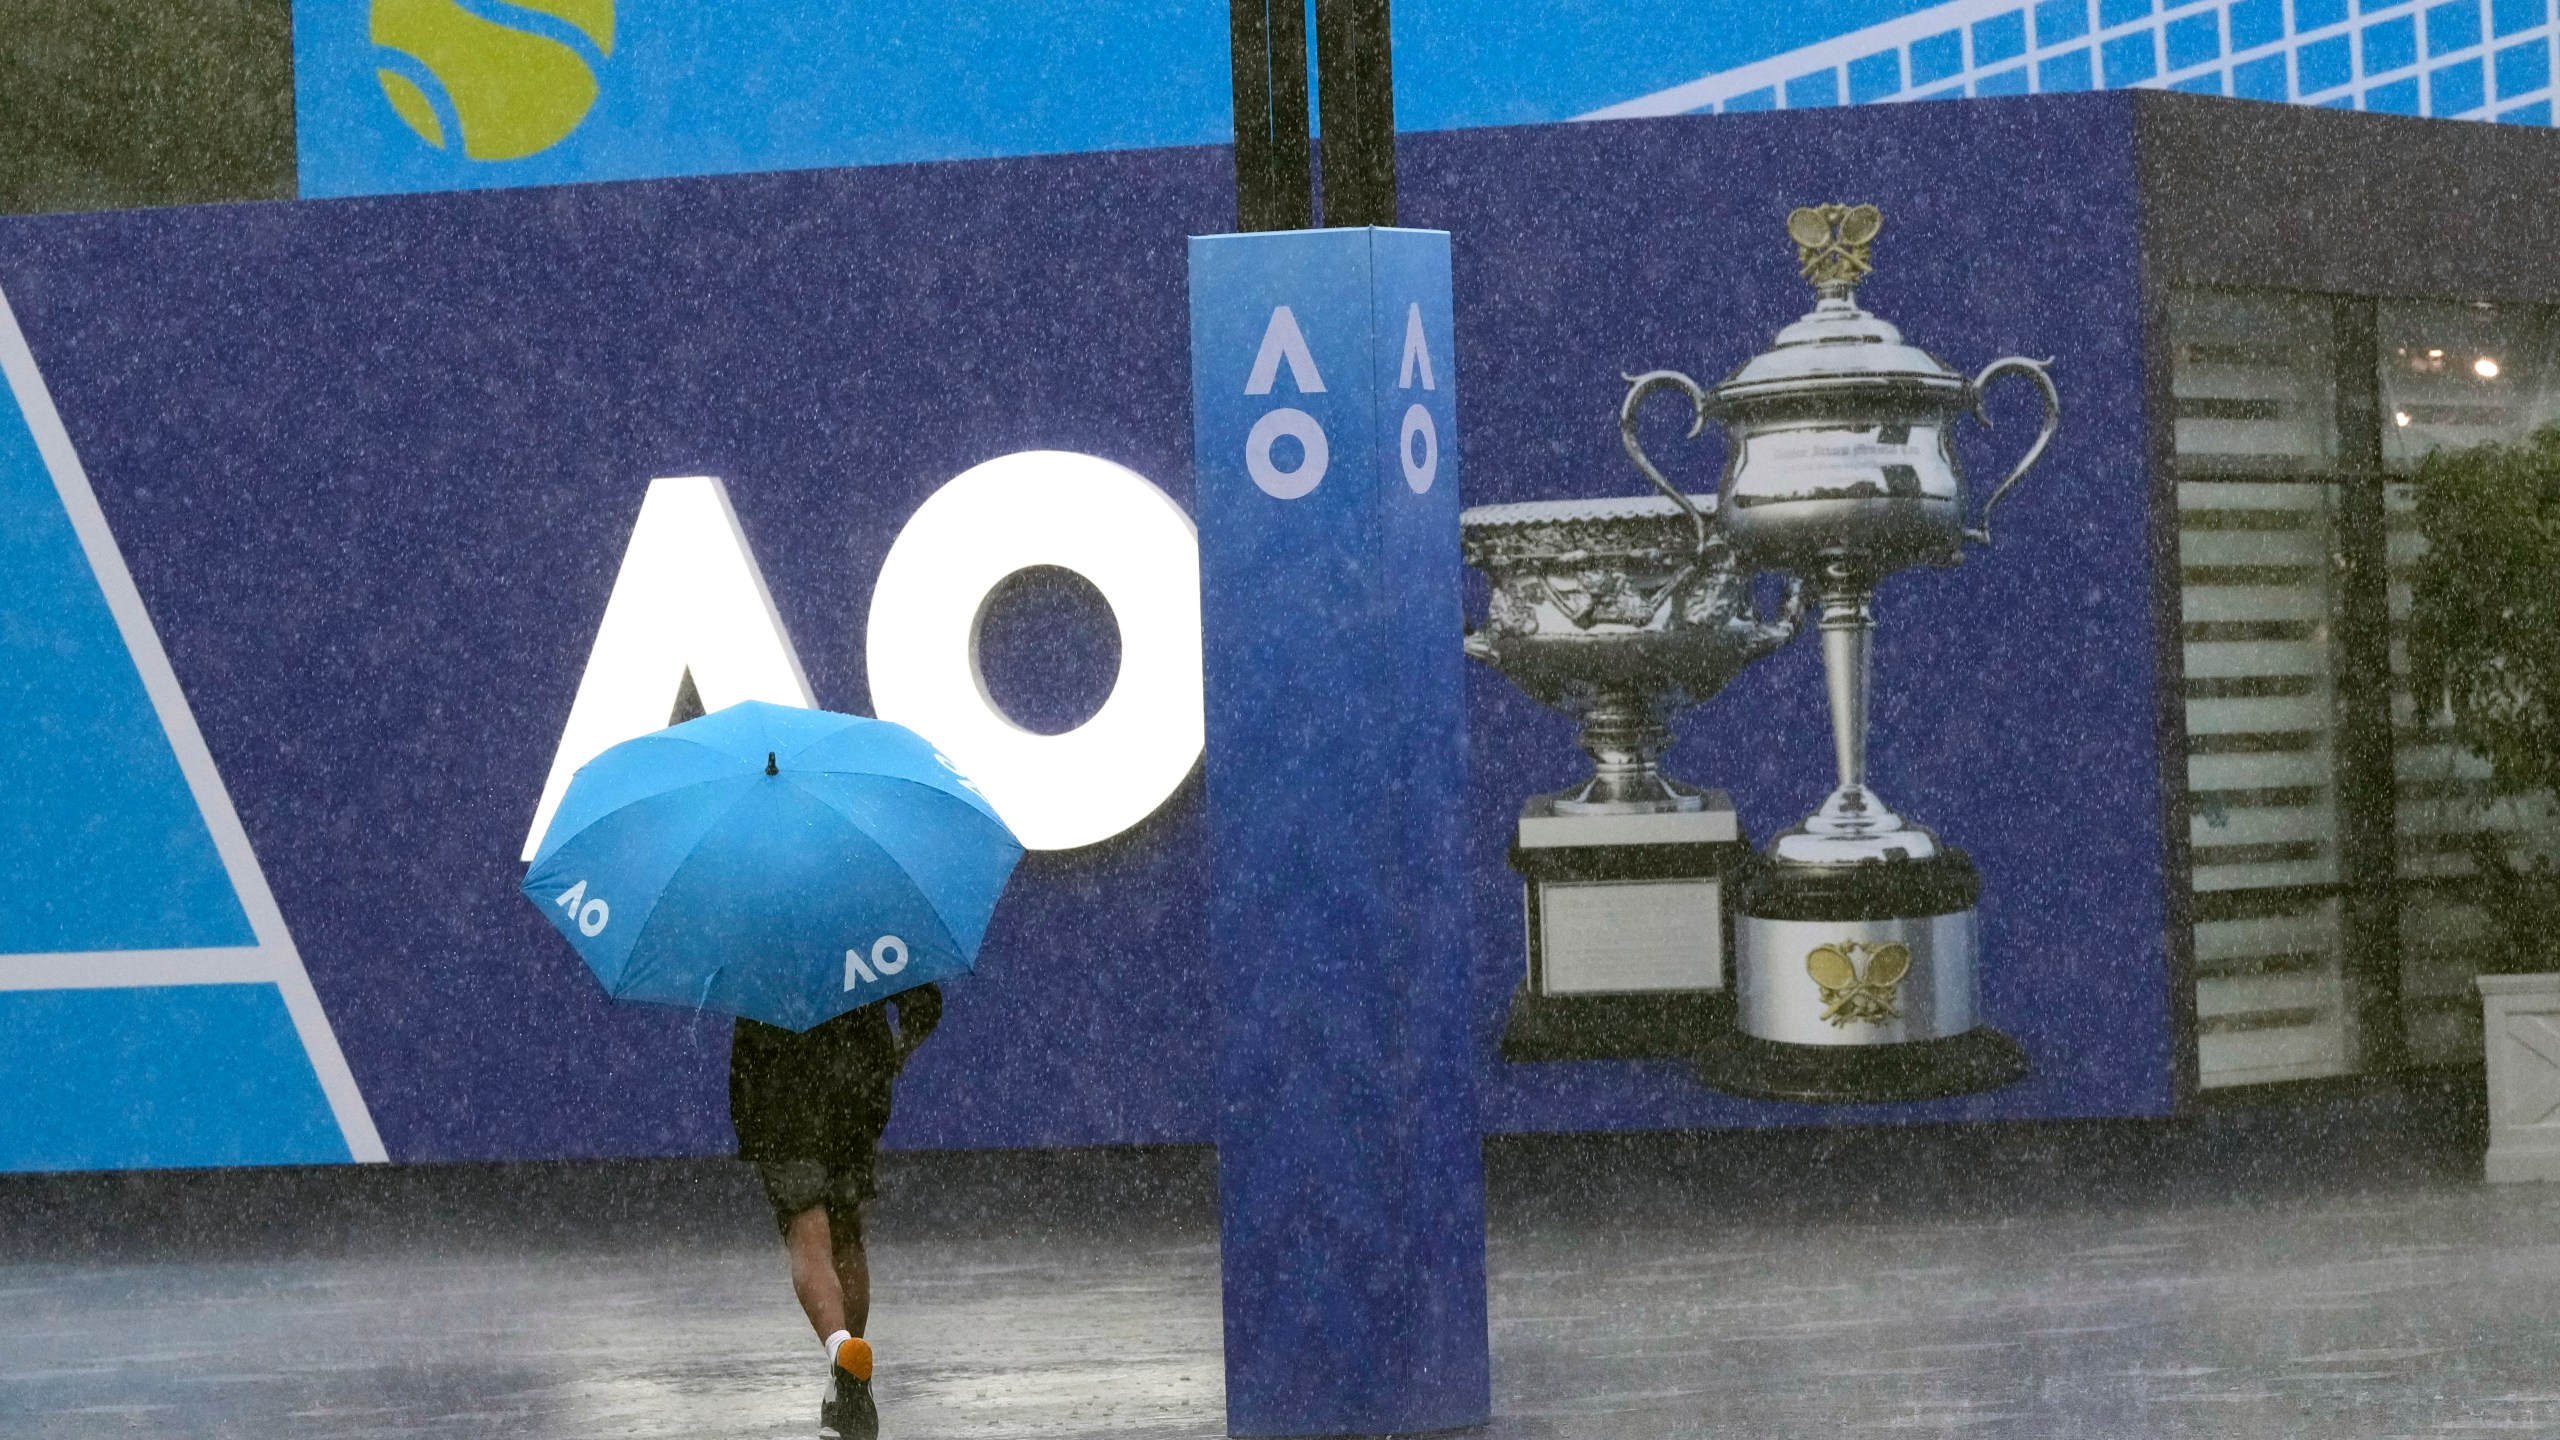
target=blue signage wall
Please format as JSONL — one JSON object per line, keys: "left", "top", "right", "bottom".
{"left": 0, "top": 94, "right": 2167, "bottom": 1171}
{"left": 295, "top": 0, "right": 2560, "bottom": 199}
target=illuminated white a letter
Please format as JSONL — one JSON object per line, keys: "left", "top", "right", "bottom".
{"left": 1244, "top": 306, "right": 1326, "bottom": 395}
{"left": 1398, "top": 302, "right": 1436, "bottom": 391}
{"left": 520, "top": 475, "right": 814, "bottom": 860}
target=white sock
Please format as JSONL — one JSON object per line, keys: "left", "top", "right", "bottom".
{"left": 824, "top": 1329, "right": 852, "bottom": 1365}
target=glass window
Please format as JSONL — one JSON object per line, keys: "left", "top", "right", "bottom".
{"left": 2171, "top": 290, "right": 2361, "bottom": 1086}
{"left": 2379, "top": 298, "right": 2560, "bottom": 1064}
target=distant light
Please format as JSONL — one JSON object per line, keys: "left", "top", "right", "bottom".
{"left": 2475, "top": 357, "right": 2502, "bottom": 379}
{"left": 2428, "top": 348, "right": 2445, "bottom": 359}
{"left": 2395, "top": 411, "right": 2412, "bottom": 427}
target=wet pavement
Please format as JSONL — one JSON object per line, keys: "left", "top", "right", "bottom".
{"left": 4, "top": 1074, "right": 2558, "bottom": 1438}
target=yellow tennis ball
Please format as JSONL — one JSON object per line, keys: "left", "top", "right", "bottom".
{"left": 372, "top": 0, "right": 616, "bottom": 161}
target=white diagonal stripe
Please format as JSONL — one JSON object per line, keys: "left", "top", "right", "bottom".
{"left": 0, "top": 282, "right": 388, "bottom": 1164}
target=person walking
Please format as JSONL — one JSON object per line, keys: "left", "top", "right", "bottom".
{"left": 730, "top": 982, "right": 943, "bottom": 1440}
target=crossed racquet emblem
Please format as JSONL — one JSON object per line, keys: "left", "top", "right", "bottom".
{"left": 1788, "top": 202, "right": 1882, "bottom": 288}
{"left": 1807, "top": 939, "right": 1910, "bottom": 1027}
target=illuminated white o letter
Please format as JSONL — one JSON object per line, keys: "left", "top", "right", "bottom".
{"left": 1245, "top": 407, "right": 1328, "bottom": 499}
{"left": 1400, "top": 404, "right": 1438, "bottom": 494}
{"left": 871, "top": 935, "right": 908, "bottom": 975}
{"left": 866, "top": 451, "right": 1204, "bottom": 851}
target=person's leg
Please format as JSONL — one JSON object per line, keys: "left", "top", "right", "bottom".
{"left": 787, "top": 1198, "right": 876, "bottom": 1440}
{"left": 829, "top": 1202, "right": 870, "bottom": 1337}
{"left": 782, "top": 1203, "right": 850, "bottom": 1341}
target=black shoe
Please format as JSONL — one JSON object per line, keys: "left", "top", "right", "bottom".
{"left": 818, "top": 1364, "right": 878, "bottom": 1440}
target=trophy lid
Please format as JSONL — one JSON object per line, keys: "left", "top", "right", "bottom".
{"left": 1710, "top": 204, "right": 1967, "bottom": 408}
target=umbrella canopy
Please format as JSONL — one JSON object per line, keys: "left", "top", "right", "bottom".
{"left": 522, "top": 700, "right": 1022, "bottom": 1031}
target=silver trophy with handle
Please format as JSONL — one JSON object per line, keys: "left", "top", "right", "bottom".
{"left": 1651, "top": 204, "right": 2057, "bottom": 1102}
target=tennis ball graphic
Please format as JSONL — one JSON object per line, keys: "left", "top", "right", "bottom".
{"left": 372, "top": 0, "right": 615, "bottom": 161}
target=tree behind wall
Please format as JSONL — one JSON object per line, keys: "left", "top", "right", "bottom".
{"left": 0, "top": 0, "right": 294, "bottom": 215}
{"left": 2406, "top": 421, "right": 2560, "bottom": 974}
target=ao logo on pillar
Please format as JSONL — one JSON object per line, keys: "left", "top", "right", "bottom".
{"left": 1243, "top": 303, "right": 1441, "bottom": 499}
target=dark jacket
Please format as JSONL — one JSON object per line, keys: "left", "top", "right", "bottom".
{"left": 728, "top": 984, "right": 941, "bottom": 1162}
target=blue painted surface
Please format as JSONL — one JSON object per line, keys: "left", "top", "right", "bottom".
{"left": 2105, "top": 29, "right": 2163, "bottom": 84}
{"left": 1980, "top": 11, "right": 2035, "bottom": 63}
{"left": 2431, "top": 0, "right": 2487, "bottom": 54}
{"left": 2044, "top": 48, "right": 2100, "bottom": 88}
{"left": 0, "top": 346, "right": 254, "bottom": 956}
{"left": 2301, "top": 34, "right": 2358, "bottom": 90}
{"left": 2166, "top": 10, "right": 2227, "bottom": 68}
{"left": 2235, "top": 51, "right": 2292, "bottom": 97}
{"left": 1849, "top": 49, "right": 1908, "bottom": 102}
{"left": 2230, "top": 0, "right": 2286, "bottom": 49}
{"left": 2371, "top": 74, "right": 2426, "bottom": 108}
{"left": 0, "top": 96, "right": 2175, "bottom": 1166}
{"left": 1913, "top": 29, "right": 1970, "bottom": 84}
{"left": 2039, "top": 0, "right": 2095, "bottom": 46}
{"left": 1189, "top": 229, "right": 1486, "bottom": 1436}
{"left": 0, "top": 985, "right": 350, "bottom": 1170}
{"left": 2368, "top": 14, "right": 2422, "bottom": 74}
{"left": 298, "top": 0, "right": 1969, "bottom": 197}
{"left": 2498, "top": 36, "right": 2551, "bottom": 94}
{"left": 294, "top": 0, "right": 1234, "bottom": 197}
{"left": 2434, "top": 55, "right": 2490, "bottom": 109}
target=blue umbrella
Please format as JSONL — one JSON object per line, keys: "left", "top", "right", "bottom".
{"left": 522, "top": 700, "right": 1022, "bottom": 1031}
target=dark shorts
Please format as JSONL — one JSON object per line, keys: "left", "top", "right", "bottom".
{"left": 730, "top": 1003, "right": 908, "bottom": 1232}
{"left": 753, "top": 1154, "right": 879, "bottom": 1235}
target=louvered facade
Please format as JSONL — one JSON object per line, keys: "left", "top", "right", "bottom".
{"left": 2169, "top": 286, "right": 2560, "bottom": 1088}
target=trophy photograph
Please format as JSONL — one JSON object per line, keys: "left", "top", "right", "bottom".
{"left": 1675, "top": 204, "right": 2060, "bottom": 1103}
{"left": 1461, "top": 385, "right": 1802, "bottom": 1061}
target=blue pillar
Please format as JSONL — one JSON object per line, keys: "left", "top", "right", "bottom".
{"left": 1188, "top": 227, "right": 1489, "bottom": 1437}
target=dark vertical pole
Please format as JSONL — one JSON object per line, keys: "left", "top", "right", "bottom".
{"left": 1315, "top": 0, "right": 1397, "bottom": 227}
{"left": 2331, "top": 296, "right": 2407, "bottom": 1074}
{"left": 1229, "top": 0, "right": 1313, "bottom": 232}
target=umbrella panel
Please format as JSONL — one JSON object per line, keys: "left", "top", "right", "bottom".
{"left": 597, "top": 780, "right": 972, "bottom": 1031}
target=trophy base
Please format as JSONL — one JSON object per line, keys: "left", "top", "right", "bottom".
{"left": 1501, "top": 985, "right": 1734, "bottom": 1063}
{"left": 1707, "top": 848, "right": 2030, "bottom": 1101}
{"left": 1500, "top": 790, "right": 1751, "bottom": 1064}
{"left": 1693, "top": 1024, "right": 2029, "bottom": 1104}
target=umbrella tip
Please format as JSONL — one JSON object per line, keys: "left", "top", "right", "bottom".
{"left": 766, "top": 751, "right": 778, "bottom": 776}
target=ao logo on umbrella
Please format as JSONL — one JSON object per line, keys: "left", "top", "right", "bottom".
{"left": 371, "top": 0, "right": 614, "bottom": 160}
{"left": 524, "top": 702, "right": 1023, "bottom": 1032}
